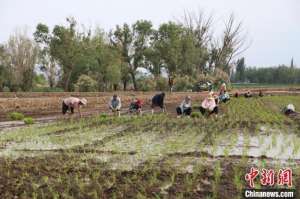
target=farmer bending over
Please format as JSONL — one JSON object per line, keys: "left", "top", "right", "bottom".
{"left": 109, "top": 94, "right": 122, "bottom": 117}
{"left": 199, "top": 92, "right": 218, "bottom": 116}
{"left": 151, "top": 92, "right": 166, "bottom": 114}
{"left": 219, "top": 83, "right": 230, "bottom": 103}
{"left": 283, "top": 104, "right": 296, "bottom": 116}
{"left": 176, "top": 96, "right": 192, "bottom": 118}
{"left": 244, "top": 90, "right": 252, "bottom": 98}
{"left": 62, "top": 97, "right": 87, "bottom": 117}
{"left": 129, "top": 97, "right": 143, "bottom": 115}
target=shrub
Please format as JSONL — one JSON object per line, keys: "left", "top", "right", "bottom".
{"left": 23, "top": 117, "right": 34, "bottom": 125}
{"left": 99, "top": 113, "right": 108, "bottom": 119}
{"left": 195, "top": 69, "right": 231, "bottom": 90}
{"left": 155, "top": 77, "right": 169, "bottom": 91}
{"left": 137, "top": 77, "right": 156, "bottom": 91}
{"left": 174, "top": 76, "right": 196, "bottom": 91}
{"left": 8, "top": 112, "right": 24, "bottom": 120}
{"left": 213, "top": 68, "right": 230, "bottom": 86}
{"left": 191, "top": 112, "right": 201, "bottom": 118}
{"left": 32, "top": 87, "right": 64, "bottom": 92}
{"left": 75, "top": 75, "right": 98, "bottom": 92}
{"left": 3, "top": 86, "right": 10, "bottom": 92}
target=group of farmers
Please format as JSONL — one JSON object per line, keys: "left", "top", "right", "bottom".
{"left": 61, "top": 83, "right": 231, "bottom": 118}
{"left": 61, "top": 82, "right": 298, "bottom": 118}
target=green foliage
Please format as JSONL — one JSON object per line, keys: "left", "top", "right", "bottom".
{"left": 234, "top": 57, "right": 246, "bottom": 82}
{"left": 32, "top": 87, "right": 64, "bottom": 92}
{"left": 99, "top": 113, "right": 108, "bottom": 119}
{"left": 173, "top": 76, "right": 195, "bottom": 91}
{"left": 212, "top": 68, "right": 230, "bottom": 85}
{"left": 75, "top": 75, "right": 98, "bottom": 92}
{"left": 90, "top": 34, "right": 122, "bottom": 91}
{"left": 8, "top": 112, "right": 25, "bottom": 120}
{"left": 2, "top": 31, "right": 39, "bottom": 91}
{"left": 155, "top": 22, "right": 183, "bottom": 88}
{"left": 23, "top": 117, "right": 35, "bottom": 125}
{"left": 28, "top": 12, "right": 249, "bottom": 91}
{"left": 190, "top": 112, "right": 201, "bottom": 118}
{"left": 234, "top": 65, "right": 300, "bottom": 84}
{"left": 33, "top": 74, "right": 48, "bottom": 88}
{"left": 137, "top": 77, "right": 156, "bottom": 91}
{"left": 110, "top": 20, "right": 153, "bottom": 90}
{"left": 155, "top": 77, "right": 168, "bottom": 91}
{"left": 0, "top": 64, "right": 7, "bottom": 91}
{"left": 34, "top": 18, "right": 88, "bottom": 91}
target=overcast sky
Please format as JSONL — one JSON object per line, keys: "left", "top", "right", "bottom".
{"left": 0, "top": 0, "right": 299, "bottom": 66}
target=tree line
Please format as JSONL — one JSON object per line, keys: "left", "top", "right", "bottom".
{"left": 0, "top": 11, "right": 248, "bottom": 92}
{"left": 232, "top": 58, "right": 299, "bottom": 84}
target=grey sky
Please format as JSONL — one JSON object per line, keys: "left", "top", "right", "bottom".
{"left": 0, "top": 0, "right": 299, "bottom": 66}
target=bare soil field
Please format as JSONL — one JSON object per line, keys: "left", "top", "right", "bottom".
{"left": 0, "top": 92, "right": 200, "bottom": 121}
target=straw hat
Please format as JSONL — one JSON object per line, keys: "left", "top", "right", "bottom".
{"left": 80, "top": 98, "right": 87, "bottom": 105}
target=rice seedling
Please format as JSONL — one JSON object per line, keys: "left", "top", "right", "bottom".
{"left": 212, "top": 160, "right": 222, "bottom": 199}
{"left": 23, "top": 117, "right": 34, "bottom": 125}
{"left": 0, "top": 95, "right": 300, "bottom": 198}
{"left": 8, "top": 111, "right": 25, "bottom": 120}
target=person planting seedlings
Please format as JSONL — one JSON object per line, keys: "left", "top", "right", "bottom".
{"left": 129, "top": 97, "right": 143, "bottom": 115}
{"left": 199, "top": 92, "right": 218, "bottom": 116}
{"left": 244, "top": 90, "right": 253, "bottom": 98}
{"left": 151, "top": 92, "right": 166, "bottom": 114}
{"left": 218, "top": 83, "right": 230, "bottom": 103}
{"left": 258, "top": 90, "right": 264, "bottom": 97}
{"left": 62, "top": 97, "right": 87, "bottom": 118}
{"left": 282, "top": 104, "right": 297, "bottom": 116}
{"left": 176, "top": 96, "right": 192, "bottom": 118}
{"left": 109, "top": 94, "right": 122, "bottom": 117}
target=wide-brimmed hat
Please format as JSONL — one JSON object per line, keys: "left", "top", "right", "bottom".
{"left": 80, "top": 98, "right": 87, "bottom": 105}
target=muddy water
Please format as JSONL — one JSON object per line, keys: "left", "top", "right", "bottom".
{"left": 203, "top": 126, "right": 300, "bottom": 160}
{"left": 1, "top": 120, "right": 299, "bottom": 171}
{"left": 0, "top": 116, "right": 58, "bottom": 131}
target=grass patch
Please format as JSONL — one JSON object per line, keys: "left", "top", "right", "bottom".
{"left": 8, "top": 112, "right": 25, "bottom": 120}
{"left": 23, "top": 117, "right": 35, "bottom": 125}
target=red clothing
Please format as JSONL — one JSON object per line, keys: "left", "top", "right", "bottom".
{"left": 136, "top": 99, "right": 142, "bottom": 107}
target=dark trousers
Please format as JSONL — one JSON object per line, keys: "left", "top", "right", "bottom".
{"left": 151, "top": 102, "right": 164, "bottom": 109}
{"left": 199, "top": 106, "right": 218, "bottom": 115}
{"left": 129, "top": 103, "right": 141, "bottom": 112}
{"left": 176, "top": 107, "right": 192, "bottom": 116}
{"left": 285, "top": 109, "right": 295, "bottom": 115}
{"left": 62, "top": 102, "right": 74, "bottom": 114}
{"left": 244, "top": 94, "right": 252, "bottom": 98}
